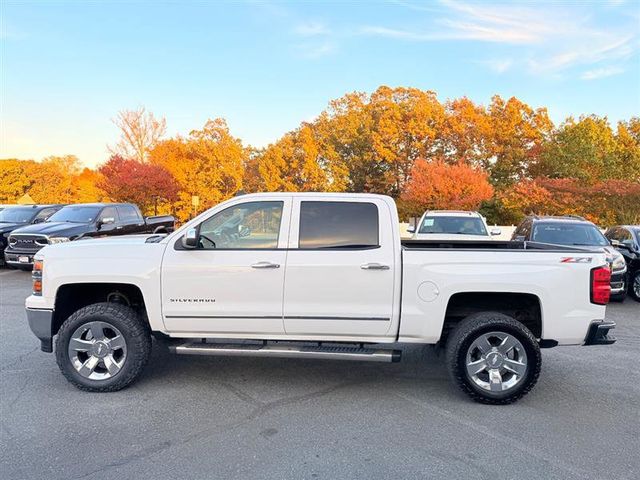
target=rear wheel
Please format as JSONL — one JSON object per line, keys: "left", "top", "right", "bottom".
{"left": 445, "top": 312, "right": 541, "bottom": 405}
{"left": 55, "top": 302, "right": 151, "bottom": 392}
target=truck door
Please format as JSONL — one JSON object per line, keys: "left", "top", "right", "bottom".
{"left": 116, "top": 205, "right": 145, "bottom": 235}
{"left": 283, "top": 197, "right": 396, "bottom": 339}
{"left": 161, "top": 198, "right": 291, "bottom": 335}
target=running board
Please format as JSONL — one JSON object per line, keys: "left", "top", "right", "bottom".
{"left": 170, "top": 342, "right": 401, "bottom": 363}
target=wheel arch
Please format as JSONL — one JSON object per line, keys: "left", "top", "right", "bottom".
{"left": 52, "top": 282, "right": 150, "bottom": 337}
{"left": 441, "top": 292, "right": 543, "bottom": 344}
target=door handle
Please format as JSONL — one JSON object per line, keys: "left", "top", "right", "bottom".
{"left": 251, "top": 261, "right": 280, "bottom": 269}
{"left": 361, "top": 262, "right": 390, "bottom": 270}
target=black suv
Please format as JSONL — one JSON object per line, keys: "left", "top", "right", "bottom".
{"left": 512, "top": 215, "right": 628, "bottom": 301}
{"left": 605, "top": 225, "right": 640, "bottom": 302}
{"left": 0, "top": 205, "right": 64, "bottom": 267}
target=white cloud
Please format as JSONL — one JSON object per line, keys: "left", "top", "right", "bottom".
{"left": 481, "top": 59, "right": 513, "bottom": 74}
{"left": 581, "top": 66, "right": 625, "bottom": 80}
{"left": 295, "top": 40, "right": 336, "bottom": 59}
{"left": 294, "top": 21, "right": 331, "bottom": 37}
{"left": 359, "top": 1, "right": 638, "bottom": 77}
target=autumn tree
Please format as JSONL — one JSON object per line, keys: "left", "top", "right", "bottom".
{"left": 400, "top": 159, "right": 494, "bottom": 218}
{"left": 110, "top": 107, "right": 167, "bottom": 163}
{"left": 98, "top": 155, "right": 179, "bottom": 214}
{"left": 487, "top": 95, "right": 553, "bottom": 186}
{"left": 0, "top": 159, "right": 35, "bottom": 202}
{"left": 149, "top": 118, "right": 246, "bottom": 221}
{"left": 533, "top": 116, "right": 621, "bottom": 182}
{"left": 438, "top": 97, "right": 493, "bottom": 169}
{"left": 498, "top": 177, "right": 640, "bottom": 225}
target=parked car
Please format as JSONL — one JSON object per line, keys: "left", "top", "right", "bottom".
{"left": 5, "top": 203, "right": 174, "bottom": 268}
{"left": 25, "top": 193, "right": 614, "bottom": 405}
{"left": 605, "top": 225, "right": 640, "bottom": 302}
{"left": 407, "top": 210, "right": 501, "bottom": 240}
{"left": 512, "top": 215, "right": 627, "bottom": 301}
{"left": 0, "top": 204, "right": 64, "bottom": 267}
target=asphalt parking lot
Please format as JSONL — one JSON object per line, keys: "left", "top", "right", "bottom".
{"left": 1, "top": 268, "right": 639, "bottom": 480}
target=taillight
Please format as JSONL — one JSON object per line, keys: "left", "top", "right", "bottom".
{"left": 590, "top": 266, "right": 611, "bottom": 305}
{"left": 32, "top": 259, "right": 43, "bottom": 296}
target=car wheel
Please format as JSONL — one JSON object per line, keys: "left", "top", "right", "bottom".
{"left": 55, "top": 302, "right": 151, "bottom": 392}
{"left": 630, "top": 272, "right": 640, "bottom": 302}
{"left": 445, "top": 312, "right": 541, "bottom": 405}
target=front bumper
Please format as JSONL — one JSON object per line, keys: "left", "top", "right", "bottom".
{"left": 4, "top": 248, "right": 38, "bottom": 267}
{"left": 584, "top": 321, "right": 616, "bottom": 346}
{"left": 26, "top": 308, "right": 54, "bottom": 352}
{"left": 610, "top": 268, "right": 627, "bottom": 295}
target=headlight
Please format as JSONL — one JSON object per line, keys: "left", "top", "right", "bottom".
{"left": 48, "top": 237, "right": 70, "bottom": 244}
{"left": 611, "top": 253, "right": 626, "bottom": 271}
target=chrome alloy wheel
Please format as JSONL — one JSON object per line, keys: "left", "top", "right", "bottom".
{"left": 68, "top": 321, "right": 127, "bottom": 380}
{"left": 465, "top": 331, "right": 528, "bottom": 392}
{"left": 634, "top": 274, "right": 640, "bottom": 298}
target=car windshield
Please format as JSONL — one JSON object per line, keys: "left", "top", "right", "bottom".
{"left": 418, "top": 216, "right": 487, "bottom": 235}
{"left": 48, "top": 206, "right": 102, "bottom": 223}
{"left": 532, "top": 223, "right": 609, "bottom": 246}
{"left": 632, "top": 227, "right": 640, "bottom": 243}
{"left": 0, "top": 207, "right": 36, "bottom": 223}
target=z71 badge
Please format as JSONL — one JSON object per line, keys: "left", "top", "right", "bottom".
{"left": 560, "top": 257, "right": 593, "bottom": 263}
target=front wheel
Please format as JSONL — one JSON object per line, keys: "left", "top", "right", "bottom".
{"left": 445, "top": 312, "right": 541, "bottom": 405}
{"left": 55, "top": 303, "right": 151, "bottom": 392}
{"left": 630, "top": 272, "right": 640, "bottom": 302}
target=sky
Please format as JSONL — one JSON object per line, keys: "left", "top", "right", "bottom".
{"left": 1, "top": 0, "right": 639, "bottom": 168}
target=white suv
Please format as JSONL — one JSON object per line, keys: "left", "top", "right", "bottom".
{"left": 408, "top": 210, "right": 500, "bottom": 241}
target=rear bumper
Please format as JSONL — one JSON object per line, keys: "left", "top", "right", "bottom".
{"left": 26, "top": 308, "right": 54, "bottom": 353}
{"left": 584, "top": 321, "right": 616, "bottom": 346}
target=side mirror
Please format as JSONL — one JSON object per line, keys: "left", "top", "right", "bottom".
{"left": 514, "top": 235, "right": 526, "bottom": 242}
{"left": 490, "top": 228, "right": 502, "bottom": 236}
{"left": 97, "top": 217, "right": 115, "bottom": 230}
{"left": 33, "top": 218, "right": 45, "bottom": 224}
{"left": 181, "top": 227, "right": 199, "bottom": 249}
{"left": 406, "top": 226, "right": 416, "bottom": 234}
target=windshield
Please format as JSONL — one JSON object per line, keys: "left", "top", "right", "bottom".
{"left": 48, "top": 206, "right": 102, "bottom": 223}
{"left": 418, "top": 216, "right": 487, "bottom": 236}
{"left": 0, "top": 207, "right": 37, "bottom": 223}
{"left": 532, "top": 223, "right": 609, "bottom": 246}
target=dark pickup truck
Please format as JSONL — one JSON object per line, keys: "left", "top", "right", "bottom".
{"left": 4, "top": 203, "right": 174, "bottom": 268}
{"left": 0, "top": 204, "right": 64, "bottom": 267}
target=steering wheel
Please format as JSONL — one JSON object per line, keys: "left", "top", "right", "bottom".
{"left": 199, "top": 233, "right": 216, "bottom": 248}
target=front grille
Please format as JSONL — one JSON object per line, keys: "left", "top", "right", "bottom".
{"left": 7, "top": 234, "right": 48, "bottom": 252}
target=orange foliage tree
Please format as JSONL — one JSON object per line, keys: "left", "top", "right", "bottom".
{"left": 499, "top": 178, "right": 640, "bottom": 225}
{"left": 400, "top": 159, "right": 494, "bottom": 218}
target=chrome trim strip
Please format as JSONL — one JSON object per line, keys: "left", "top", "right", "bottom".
{"left": 171, "top": 343, "right": 400, "bottom": 362}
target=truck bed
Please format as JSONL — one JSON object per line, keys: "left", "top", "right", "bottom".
{"left": 401, "top": 239, "right": 598, "bottom": 252}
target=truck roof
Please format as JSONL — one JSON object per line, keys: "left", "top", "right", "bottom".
{"left": 423, "top": 210, "right": 481, "bottom": 217}
{"left": 233, "top": 192, "right": 394, "bottom": 201}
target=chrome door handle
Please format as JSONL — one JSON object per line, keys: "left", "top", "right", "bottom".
{"left": 251, "top": 261, "right": 280, "bottom": 269}
{"left": 361, "top": 263, "right": 390, "bottom": 270}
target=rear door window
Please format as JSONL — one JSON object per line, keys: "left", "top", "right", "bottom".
{"left": 117, "top": 205, "right": 142, "bottom": 224}
{"left": 298, "top": 201, "right": 379, "bottom": 249}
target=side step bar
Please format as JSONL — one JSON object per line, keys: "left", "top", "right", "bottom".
{"left": 170, "top": 342, "right": 402, "bottom": 363}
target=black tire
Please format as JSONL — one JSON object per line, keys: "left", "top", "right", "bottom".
{"left": 630, "top": 272, "right": 640, "bottom": 302}
{"left": 445, "top": 312, "right": 541, "bottom": 405}
{"left": 55, "top": 302, "right": 151, "bottom": 392}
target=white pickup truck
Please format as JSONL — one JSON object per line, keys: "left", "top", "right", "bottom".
{"left": 25, "top": 193, "right": 616, "bottom": 404}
